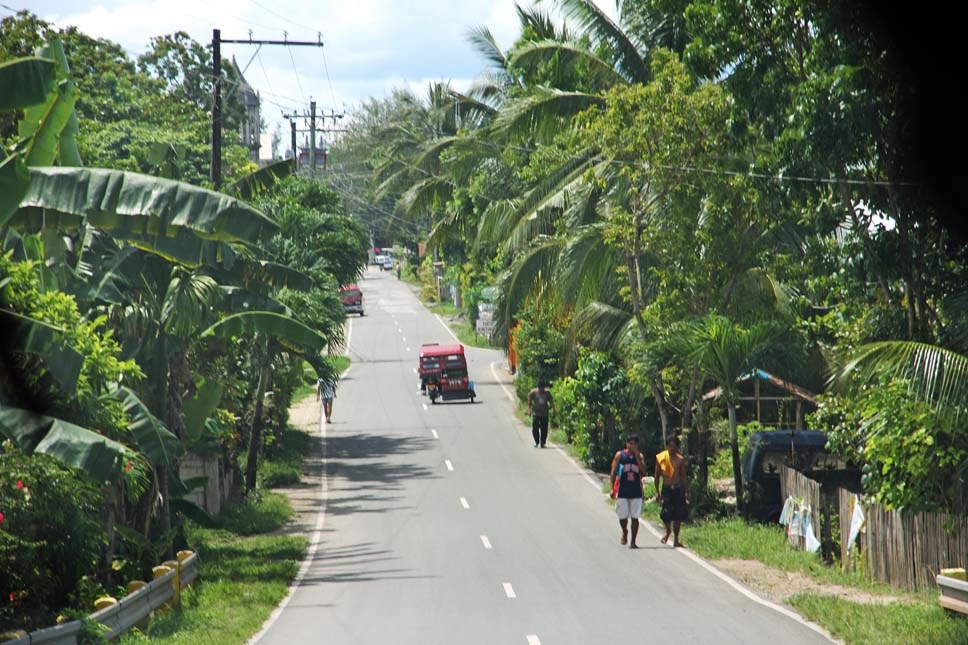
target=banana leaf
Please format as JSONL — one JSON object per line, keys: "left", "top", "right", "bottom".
{"left": 198, "top": 311, "right": 327, "bottom": 351}
{"left": 114, "top": 386, "right": 183, "bottom": 467}
{"left": 0, "top": 406, "right": 133, "bottom": 485}
{"left": 227, "top": 158, "right": 295, "bottom": 200}
{"left": 6, "top": 167, "right": 279, "bottom": 242}
{"left": 0, "top": 154, "right": 30, "bottom": 227}
{"left": 0, "top": 56, "right": 56, "bottom": 111}
{"left": 181, "top": 379, "right": 223, "bottom": 439}
{"left": 1, "top": 309, "right": 83, "bottom": 395}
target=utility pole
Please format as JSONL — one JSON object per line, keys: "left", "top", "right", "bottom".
{"left": 282, "top": 104, "right": 345, "bottom": 174}
{"left": 310, "top": 99, "right": 316, "bottom": 174}
{"left": 211, "top": 30, "right": 324, "bottom": 189}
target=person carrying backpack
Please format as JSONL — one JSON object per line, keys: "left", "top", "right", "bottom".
{"left": 609, "top": 434, "right": 647, "bottom": 548}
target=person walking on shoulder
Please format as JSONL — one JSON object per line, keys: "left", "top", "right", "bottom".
{"left": 610, "top": 434, "right": 647, "bottom": 548}
{"left": 654, "top": 436, "right": 690, "bottom": 547}
{"left": 316, "top": 377, "right": 336, "bottom": 423}
{"left": 527, "top": 379, "right": 555, "bottom": 448}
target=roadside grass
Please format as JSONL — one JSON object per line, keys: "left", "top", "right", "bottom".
{"left": 789, "top": 593, "right": 968, "bottom": 645}
{"left": 635, "top": 502, "right": 968, "bottom": 644}
{"left": 428, "top": 302, "right": 501, "bottom": 349}
{"left": 253, "top": 423, "right": 314, "bottom": 489}
{"left": 120, "top": 497, "right": 305, "bottom": 644}
{"left": 640, "top": 506, "right": 892, "bottom": 591}
{"left": 121, "top": 425, "right": 311, "bottom": 643}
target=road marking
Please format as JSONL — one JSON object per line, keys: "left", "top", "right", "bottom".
{"left": 445, "top": 459, "right": 454, "bottom": 471}
{"left": 435, "top": 313, "right": 461, "bottom": 342}
{"left": 402, "top": 336, "right": 407, "bottom": 342}
{"left": 422, "top": 403, "right": 428, "bottom": 411}
{"left": 490, "top": 361, "right": 516, "bottom": 402}
{"left": 503, "top": 583, "right": 516, "bottom": 599}
{"left": 573, "top": 468, "right": 836, "bottom": 642}
{"left": 480, "top": 535, "right": 492, "bottom": 549}
{"left": 550, "top": 443, "right": 601, "bottom": 490}
{"left": 406, "top": 347, "right": 411, "bottom": 352}
{"left": 412, "top": 368, "right": 417, "bottom": 374}
{"left": 527, "top": 637, "right": 541, "bottom": 645}
{"left": 460, "top": 497, "right": 469, "bottom": 509}
{"left": 431, "top": 429, "right": 439, "bottom": 439}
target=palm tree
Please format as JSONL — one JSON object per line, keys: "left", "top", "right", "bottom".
{"left": 684, "top": 314, "right": 788, "bottom": 511}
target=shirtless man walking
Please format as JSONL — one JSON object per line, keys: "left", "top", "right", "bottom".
{"left": 654, "top": 436, "right": 690, "bottom": 547}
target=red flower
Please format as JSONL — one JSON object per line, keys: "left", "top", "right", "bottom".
{"left": 0, "top": 511, "right": 4, "bottom": 525}
{"left": 16, "top": 480, "right": 23, "bottom": 490}
{"left": 8, "top": 592, "right": 13, "bottom": 602}
{"left": 124, "top": 460, "right": 134, "bottom": 473}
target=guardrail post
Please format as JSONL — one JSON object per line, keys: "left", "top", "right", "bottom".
{"left": 163, "top": 559, "right": 181, "bottom": 608}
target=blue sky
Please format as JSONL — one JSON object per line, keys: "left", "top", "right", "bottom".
{"left": 6, "top": 0, "right": 617, "bottom": 143}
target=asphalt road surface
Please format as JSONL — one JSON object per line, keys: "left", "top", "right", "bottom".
{"left": 252, "top": 266, "right": 835, "bottom": 645}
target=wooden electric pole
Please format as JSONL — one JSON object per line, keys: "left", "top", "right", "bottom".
{"left": 211, "top": 30, "right": 324, "bottom": 189}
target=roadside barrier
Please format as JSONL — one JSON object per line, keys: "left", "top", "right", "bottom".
{"left": 3, "top": 550, "right": 198, "bottom": 644}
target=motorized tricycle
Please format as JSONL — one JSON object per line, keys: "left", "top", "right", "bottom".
{"left": 418, "top": 343, "right": 475, "bottom": 404}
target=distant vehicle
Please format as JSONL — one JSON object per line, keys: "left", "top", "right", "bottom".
{"left": 374, "top": 254, "right": 388, "bottom": 267}
{"left": 741, "top": 429, "right": 860, "bottom": 523}
{"left": 379, "top": 256, "right": 394, "bottom": 271}
{"left": 418, "top": 343, "right": 475, "bottom": 403}
{"left": 339, "top": 284, "right": 364, "bottom": 316}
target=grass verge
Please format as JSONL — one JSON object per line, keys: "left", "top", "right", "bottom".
{"left": 790, "top": 593, "right": 968, "bottom": 645}
{"left": 428, "top": 302, "right": 501, "bottom": 349}
{"left": 121, "top": 420, "right": 314, "bottom": 643}
{"left": 120, "top": 493, "right": 306, "bottom": 644}
{"left": 634, "top": 503, "right": 968, "bottom": 644}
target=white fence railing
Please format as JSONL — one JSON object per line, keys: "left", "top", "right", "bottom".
{"left": 5, "top": 551, "right": 198, "bottom": 644}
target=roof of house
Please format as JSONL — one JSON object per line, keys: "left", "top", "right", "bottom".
{"left": 702, "top": 368, "right": 818, "bottom": 405}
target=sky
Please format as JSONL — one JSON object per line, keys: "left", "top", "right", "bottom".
{"left": 6, "top": 0, "right": 618, "bottom": 151}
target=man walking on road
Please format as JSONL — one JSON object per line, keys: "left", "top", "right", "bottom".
{"left": 610, "top": 434, "right": 647, "bottom": 548}
{"left": 527, "top": 379, "right": 555, "bottom": 448}
{"left": 654, "top": 436, "right": 690, "bottom": 547}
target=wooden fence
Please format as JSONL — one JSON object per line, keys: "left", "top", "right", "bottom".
{"left": 779, "top": 464, "right": 823, "bottom": 551}
{"left": 782, "top": 470, "right": 968, "bottom": 592}
{"left": 861, "top": 505, "right": 968, "bottom": 591}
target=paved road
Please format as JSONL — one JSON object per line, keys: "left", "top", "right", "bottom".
{"left": 253, "top": 266, "right": 835, "bottom": 645}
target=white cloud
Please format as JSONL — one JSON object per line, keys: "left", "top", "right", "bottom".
{"left": 11, "top": 0, "right": 618, "bottom": 135}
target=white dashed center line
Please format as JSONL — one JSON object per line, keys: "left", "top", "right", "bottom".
{"left": 480, "top": 535, "right": 492, "bottom": 549}
{"left": 503, "top": 583, "right": 516, "bottom": 599}
{"left": 460, "top": 497, "right": 469, "bottom": 509}
{"left": 526, "top": 636, "right": 541, "bottom": 645}
{"left": 422, "top": 403, "right": 428, "bottom": 411}
{"left": 445, "top": 460, "right": 454, "bottom": 471}
{"left": 431, "top": 429, "right": 439, "bottom": 439}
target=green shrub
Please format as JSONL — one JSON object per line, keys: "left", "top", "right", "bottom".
{"left": 0, "top": 447, "right": 106, "bottom": 631}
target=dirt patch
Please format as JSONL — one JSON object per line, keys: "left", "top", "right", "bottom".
{"left": 288, "top": 394, "right": 320, "bottom": 431}
{"left": 712, "top": 558, "right": 915, "bottom": 606}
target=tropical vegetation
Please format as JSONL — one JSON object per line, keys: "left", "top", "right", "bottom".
{"left": 329, "top": 0, "right": 968, "bottom": 521}
{"left": 1, "top": 9, "right": 366, "bottom": 633}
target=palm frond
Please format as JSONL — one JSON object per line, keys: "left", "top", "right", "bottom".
{"left": 413, "top": 136, "right": 460, "bottom": 174}
{"left": 510, "top": 40, "right": 627, "bottom": 89}
{"left": 555, "top": 0, "right": 650, "bottom": 83}
{"left": 396, "top": 176, "right": 453, "bottom": 219}
{"left": 466, "top": 25, "right": 509, "bottom": 71}
{"left": 571, "top": 300, "right": 637, "bottom": 352}
{"left": 477, "top": 148, "right": 601, "bottom": 250}
{"left": 515, "top": 3, "right": 561, "bottom": 40}
{"left": 496, "top": 239, "right": 564, "bottom": 328}
{"left": 835, "top": 341, "right": 968, "bottom": 413}
{"left": 492, "top": 88, "right": 605, "bottom": 143}
{"left": 555, "top": 224, "right": 621, "bottom": 308}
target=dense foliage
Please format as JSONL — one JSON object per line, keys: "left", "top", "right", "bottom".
{"left": 331, "top": 0, "right": 968, "bottom": 518}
